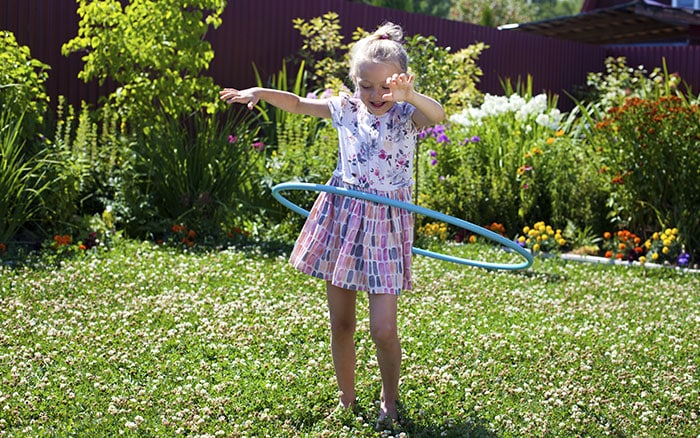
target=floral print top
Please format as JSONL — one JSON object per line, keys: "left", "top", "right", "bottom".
{"left": 329, "top": 93, "right": 418, "bottom": 191}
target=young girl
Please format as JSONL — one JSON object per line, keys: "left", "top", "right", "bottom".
{"left": 220, "top": 22, "right": 445, "bottom": 425}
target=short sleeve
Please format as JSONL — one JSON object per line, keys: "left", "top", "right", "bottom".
{"left": 328, "top": 93, "right": 353, "bottom": 129}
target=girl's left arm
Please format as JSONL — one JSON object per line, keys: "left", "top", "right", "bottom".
{"left": 383, "top": 73, "right": 445, "bottom": 129}
{"left": 407, "top": 92, "right": 446, "bottom": 129}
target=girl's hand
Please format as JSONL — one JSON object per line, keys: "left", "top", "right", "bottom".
{"left": 219, "top": 87, "right": 259, "bottom": 110}
{"left": 382, "top": 73, "right": 415, "bottom": 102}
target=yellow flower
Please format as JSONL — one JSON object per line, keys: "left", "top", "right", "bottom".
{"left": 533, "top": 243, "right": 540, "bottom": 252}
{"left": 555, "top": 130, "right": 565, "bottom": 137}
{"left": 652, "top": 253, "right": 659, "bottom": 260}
{"left": 639, "top": 256, "right": 646, "bottom": 264}
{"left": 518, "top": 236, "right": 526, "bottom": 243}
{"left": 546, "top": 137, "right": 555, "bottom": 145}
{"left": 523, "top": 226, "right": 530, "bottom": 234}
{"left": 558, "top": 238, "right": 566, "bottom": 246}
{"left": 662, "top": 246, "right": 669, "bottom": 254}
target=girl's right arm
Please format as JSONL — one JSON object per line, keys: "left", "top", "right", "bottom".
{"left": 219, "top": 87, "right": 331, "bottom": 119}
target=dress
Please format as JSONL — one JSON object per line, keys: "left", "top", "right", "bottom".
{"left": 289, "top": 93, "right": 419, "bottom": 295}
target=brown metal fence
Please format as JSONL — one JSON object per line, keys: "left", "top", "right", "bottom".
{"left": 3, "top": 0, "right": 699, "bottom": 111}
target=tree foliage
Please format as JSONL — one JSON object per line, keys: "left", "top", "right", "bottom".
{"left": 0, "top": 31, "right": 51, "bottom": 139}
{"left": 349, "top": 0, "right": 451, "bottom": 18}
{"left": 449, "top": 0, "right": 536, "bottom": 27}
{"left": 62, "top": 0, "right": 227, "bottom": 128}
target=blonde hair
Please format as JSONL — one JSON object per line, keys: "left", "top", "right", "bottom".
{"left": 348, "top": 22, "right": 408, "bottom": 81}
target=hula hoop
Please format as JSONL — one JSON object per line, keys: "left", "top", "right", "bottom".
{"left": 271, "top": 182, "right": 533, "bottom": 271}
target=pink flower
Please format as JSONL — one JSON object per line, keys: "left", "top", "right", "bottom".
{"left": 252, "top": 141, "right": 265, "bottom": 152}
{"left": 228, "top": 135, "right": 238, "bottom": 143}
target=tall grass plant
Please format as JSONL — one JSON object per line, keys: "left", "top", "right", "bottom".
{"left": 0, "top": 111, "right": 54, "bottom": 244}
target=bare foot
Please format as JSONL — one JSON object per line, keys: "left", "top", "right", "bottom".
{"left": 376, "top": 400, "right": 399, "bottom": 430}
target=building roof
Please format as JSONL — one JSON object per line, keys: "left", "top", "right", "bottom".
{"left": 499, "top": 0, "right": 700, "bottom": 45}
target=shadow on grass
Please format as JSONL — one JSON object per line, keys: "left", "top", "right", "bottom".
{"left": 400, "top": 416, "right": 497, "bottom": 437}
{"left": 285, "top": 401, "right": 497, "bottom": 437}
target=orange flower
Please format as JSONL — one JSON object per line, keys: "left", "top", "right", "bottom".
{"left": 468, "top": 235, "right": 477, "bottom": 244}
{"left": 188, "top": 229, "right": 196, "bottom": 239}
{"left": 603, "top": 232, "right": 612, "bottom": 240}
{"left": 616, "top": 253, "right": 624, "bottom": 260}
{"left": 53, "top": 235, "right": 72, "bottom": 246}
{"left": 605, "top": 250, "right": 613, "bottom": 258}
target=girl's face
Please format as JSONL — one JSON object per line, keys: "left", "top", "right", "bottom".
{"left": 354, "top": 61, "right": 402, "bottom": 116}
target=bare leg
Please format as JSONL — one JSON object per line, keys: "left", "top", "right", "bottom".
{"left": 369, "top": 293, "right": 400, "bottom": 421}
{"left": 326, "top": 281, "right": 357, "bottom": 408}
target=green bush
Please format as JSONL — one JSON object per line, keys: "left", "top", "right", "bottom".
{"left": 405, "top": 35, "right": 486, "bottom": 112}
{"left": 62, "top": 0, "right": 227, "bottom": 128}
{"left": 38, "top": 98, "right": 97, "bottom": 229}
{"left": 578, "top": 56, "right": 684, "bottom": 112}
{"left": 121, "top": 109, "right": 264, "bottom": 239}
{"left": 0, "top": 30, "right": 50, "bottom": 140}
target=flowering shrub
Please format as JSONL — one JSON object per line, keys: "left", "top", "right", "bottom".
{"left": 582, "top": 56, "right": 684, "bottom": 113}
{"left": 169, "top": 224, "right": 197, "bottom": 248}
{"left": 517, "top": 221, "right": 566, "bottom": 254}
{"left": 643, "top": 228, "right": 683, "bottom": 265}
{"left": 417, "top": 90, "right": 606, "bottom": 236}
{"left": 452, "top": 222, "right": 506, "bottom": 244}
{"left": 417, "top": 221, "right": 448, "bottom": 242}
{"left": 591, "top": 94, "right": 700, "bottom": 258}
{"left": 602, "top": 230, "right": 644, "bottom": 262}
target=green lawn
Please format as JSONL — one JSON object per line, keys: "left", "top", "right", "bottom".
{"left": 1, "top": 240, "right": 698, "bottom": 437}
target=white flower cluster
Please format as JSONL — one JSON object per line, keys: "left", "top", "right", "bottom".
{"left": 449, "top": 93, "right": 563, "bottom": 130}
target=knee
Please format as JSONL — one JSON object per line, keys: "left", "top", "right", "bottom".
{"left": 370, "top": 321, "right": 398, "bottom": 348}
{"left": 330, "top": 316, "right": 356, "bottom": 338}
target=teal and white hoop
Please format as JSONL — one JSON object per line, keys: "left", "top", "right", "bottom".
{"left": 272, "top": 182, "right": 533, "bottom": 271}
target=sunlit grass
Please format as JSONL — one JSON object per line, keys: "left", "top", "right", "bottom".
{"left": 1, "top": 240, "right": 698, "bottom": 437}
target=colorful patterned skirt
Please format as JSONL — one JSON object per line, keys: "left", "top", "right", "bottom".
{"left": 289, "top": 175, "right": 414, "bottom": 295}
